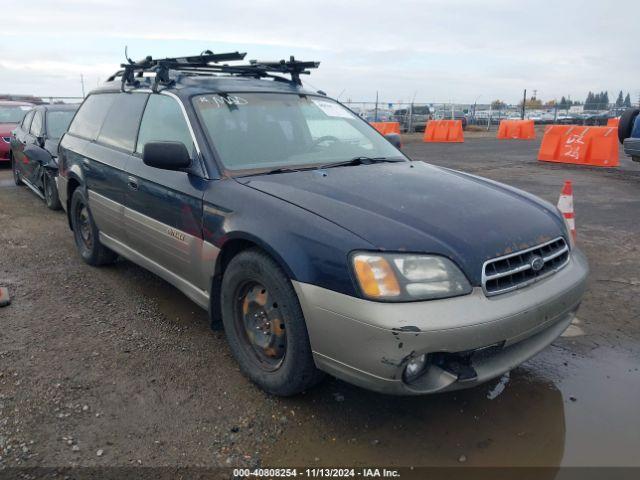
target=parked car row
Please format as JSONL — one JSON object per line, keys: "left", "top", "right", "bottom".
{"left": 4, "top": 52, "right": 589, "bottom": 397}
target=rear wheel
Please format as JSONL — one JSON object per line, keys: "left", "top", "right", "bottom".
{"left": 11, "top": 154, "right": 22, "bottom": 186}
{"left": 44, "top": 173, "right": 62, "bottom": 210}
{"left": 221, "top": 248, "right": 323, "bottom": 396}
{"left": 70, "top": 188, "right": 118, "bottom": 266}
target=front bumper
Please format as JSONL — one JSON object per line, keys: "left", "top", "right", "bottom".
{"left": 293, "top": 248, "right": 589, "bottom": 395}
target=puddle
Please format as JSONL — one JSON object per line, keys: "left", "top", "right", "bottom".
{"left": 263, "top": 345, "right": 640, "bottom": 467}
{"left": 101, "top": 257, "right": 640, "bottom": 468}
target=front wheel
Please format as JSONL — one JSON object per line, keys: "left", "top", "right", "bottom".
{"left": 44, "top": 173, "right": 62, "bottom": 210}
{"left": 221, "top": 248, "right": 323, "bottom": 396}
{"left": 11, "top": 154, "right": 22, "bottom": 186}
{"left": 70, "top": 188, "right": 118, "bottom": 266}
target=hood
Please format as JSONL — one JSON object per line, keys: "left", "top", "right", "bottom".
{"left": 0, "top": 123, "right": 17, "bottom": 137}
{"left": 238, "top": 161, "right": 566, "bottom": 285}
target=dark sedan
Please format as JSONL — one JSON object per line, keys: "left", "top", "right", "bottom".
{"left": 10, "top": 104, "right": 78, "bottom": 209}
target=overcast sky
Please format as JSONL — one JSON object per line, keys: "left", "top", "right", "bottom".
{"left": 1, "top": 0, "right": 638, "bottom": 105}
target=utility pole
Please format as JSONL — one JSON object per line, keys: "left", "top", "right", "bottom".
{"left": 374, "top": 91, "right": 379, "bottom": 122}
{"left": 521, "top": 89, "right": 527, "bottom": 120}
{"left": 80, "top": 74, "right": 86, "bottom": 98}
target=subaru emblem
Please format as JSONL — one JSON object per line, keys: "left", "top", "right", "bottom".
{"left": 530, "top": 255, "right": 545, "bottom": 272}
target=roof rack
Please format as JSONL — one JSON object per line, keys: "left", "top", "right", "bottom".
{"left": 107, "top": 51, "right": 320, "bottom": 92}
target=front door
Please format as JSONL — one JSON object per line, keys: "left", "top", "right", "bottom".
{"left": 125, "top": 93, "right": 208, "bottom": 291}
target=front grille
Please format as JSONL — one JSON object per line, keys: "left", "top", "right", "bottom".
{"left": 482, "top": 237, "right": 570, "bottom": 296}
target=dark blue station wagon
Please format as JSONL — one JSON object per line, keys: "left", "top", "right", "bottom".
{"left": 57, "top": 54, "right": 588, "bottom": 395}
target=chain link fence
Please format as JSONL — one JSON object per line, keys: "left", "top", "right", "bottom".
{"left": 342, "top": 100, "right": 636, "bottom": 133}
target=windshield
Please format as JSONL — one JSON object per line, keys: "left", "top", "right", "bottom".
{"left": 0, "top": 105, "right": 31, "bottom": 124}
{"left": 193, "top": 93, "right": 404, "bottom": 172}
{"left": 46, "top": 110, "right": 76, "bottom": 139}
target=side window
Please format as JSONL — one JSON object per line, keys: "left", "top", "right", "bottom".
{"left": 97, "top": 93, "right": 148, "bottom": 152}
{"left": 22, "top": 111, "right": 35, "bottom": 132}
{"left": 68, "top": 94, "right": 117, "bottom": 141}
{"left": 136, "top": 95, "right": 195, "bottom": 156}
{"left": 30, "top": 111, "right": 43, "bottom": 136}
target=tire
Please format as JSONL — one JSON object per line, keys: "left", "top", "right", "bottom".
{"left": 44, "top": 173, "right": 62, "bottom": 211}
{"left": 11, "top": 154, "right": 22, "bottom": 186}
{"left": 618, "top": 108, "right": 640, "bottom": 144}
{"left": 220, "top": 248, "right": 323, "bottom": 396}
{"left": 69, "top": 188, "right": 118, "bottom": 266}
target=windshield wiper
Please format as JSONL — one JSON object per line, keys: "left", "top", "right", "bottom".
{"left": 262, "top": 165, "right": 319, "bottom": 175}
{"left": 318, "top": 156, "right": 404, "bottom": 169}
{"left": 249, "top": 157, "right": 403, "bottom": 176}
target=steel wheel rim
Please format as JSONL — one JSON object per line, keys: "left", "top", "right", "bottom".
{"left": 234, "top": 281, "right": 286, "bottom": 371}
{"left": 77, "top": 204, "right": 93, "bottom": 250}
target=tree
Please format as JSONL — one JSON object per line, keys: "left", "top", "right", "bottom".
{"left": 491, "top": 100, "right": 506, "bottom": 110}
{"left": 616, "top": 91, "right": 624, "bottom": 107}
{"left": 624, "top": 93, "right": 632, "bottom": 108}
{"left": 585, "top": 91, "right": 594, "bottom": 109}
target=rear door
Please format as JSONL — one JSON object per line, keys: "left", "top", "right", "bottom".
{"left": 125, "top": 93, "right": 208, "bottom": 290}
{"left": 66, "top": 93, "right": 147, "bottom": 242}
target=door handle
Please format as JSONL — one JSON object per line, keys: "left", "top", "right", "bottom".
{"left": 127, "top": 176, "right": 138, "bottom": 191}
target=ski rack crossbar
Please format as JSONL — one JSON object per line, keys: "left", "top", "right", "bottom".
{"left": 109, "top": 51, "right": 320, "bottom": 92}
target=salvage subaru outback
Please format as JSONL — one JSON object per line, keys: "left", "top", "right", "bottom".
{"left": 57, "top": 52, "right": 588, "bottom": 396}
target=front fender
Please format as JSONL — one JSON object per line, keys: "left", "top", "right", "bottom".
{"left": 203, "top": 179, "right": 372, "bottom": 297}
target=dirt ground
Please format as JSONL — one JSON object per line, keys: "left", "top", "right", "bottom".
{"left": 0, "top": 137, "right": 639, "bottom": 473}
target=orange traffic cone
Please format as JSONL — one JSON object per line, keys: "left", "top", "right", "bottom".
{"left": 557, "top": 181, "right": 576, "bottom": 241}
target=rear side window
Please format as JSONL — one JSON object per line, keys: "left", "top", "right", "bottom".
{"left": 68, "top": 94, "right": 117, "bottom": 140}
{"left": 97, "top": 93, "right": 148, "bottom": 152}
{"left": 22, "top": 111, "right": 35, "bottom": 132}
{"left": 30, "top": 111, "right": 43, "bottom": 136}
{"left": 136, "top": 95, "right": 194, "bottom": 156}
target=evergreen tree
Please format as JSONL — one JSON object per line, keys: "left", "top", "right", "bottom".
{"left": 616, "top": 91, "right": 624, "bottom": 107}
{"left": 624, "top": 93, "right": 632, "bottom": 108}
{"left": 585, "top": 92, "right": 594, "bottom": 109}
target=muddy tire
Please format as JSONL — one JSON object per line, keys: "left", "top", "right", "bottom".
{"left": 618, "top": 108, "right": 639, "bottom": 144}
{"left": 70, "top": 188, "right": 117, "bottom": 266}
{"left": 44, "top": 173, "right": 62, "bottom": 211}
{"left": 11, "top": 154, "right": 22, "bottom": 186}
{"left": 221, "top": 248, "right": 323, "bottom": 396}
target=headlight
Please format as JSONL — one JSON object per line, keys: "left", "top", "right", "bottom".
{"left": 352, "top": 252, "right": 472, "bottom": 301}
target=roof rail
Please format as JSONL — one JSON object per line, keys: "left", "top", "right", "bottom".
{"left": 107, "top": 51, "right": 320, "bottom": 92}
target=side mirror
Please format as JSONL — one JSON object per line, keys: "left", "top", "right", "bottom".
{"left": 384, "top": 133, "right": 402, "bottom": 149}
{"left": 142, "top": 141, "right": 191, "bottom": 171}
{"left": 36, "top": 135, "right": 45, "bottom": 148}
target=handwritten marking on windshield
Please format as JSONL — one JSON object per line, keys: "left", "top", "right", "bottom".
{"left": 199, "top": 95, "right": 248, "bottom": 107}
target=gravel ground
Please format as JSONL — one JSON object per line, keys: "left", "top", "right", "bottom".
{"left": 0, "top": 136, "right": 639, "bottom": 472}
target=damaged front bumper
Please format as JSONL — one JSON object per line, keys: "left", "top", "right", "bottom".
{"left": 293, "top": 248, "right": 589, "bottom": 395}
